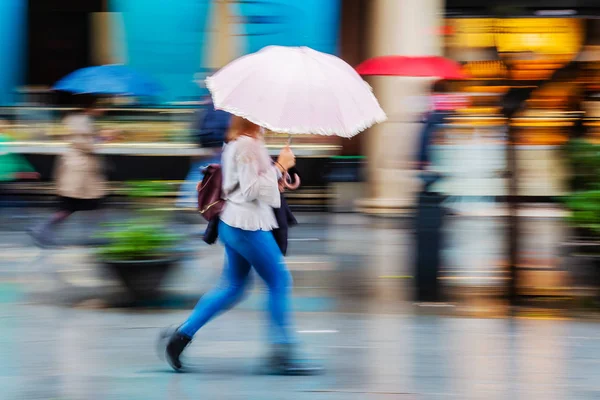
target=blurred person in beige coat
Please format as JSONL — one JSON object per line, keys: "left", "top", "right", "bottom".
{"left": 28, "top": 102, "right": 108, "bottom": 247}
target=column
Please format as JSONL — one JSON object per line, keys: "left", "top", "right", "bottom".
{"left": 91, "top": 11, "right": 127, "bottom": 65}
{"left": 355, "top": 0, "right": 443, "bottom": 214}
{"left": 205, "top": 0, "right": 243, "bottom": 71}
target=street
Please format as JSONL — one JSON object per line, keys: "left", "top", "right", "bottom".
{"left": 2, "top": 0, "right": 598, "bottom": 398}
{"left": 1, "top": 302, "right": 599, "bottom": 399}
{"left": 0, "top": 208, "right": 598, "bottom": 399}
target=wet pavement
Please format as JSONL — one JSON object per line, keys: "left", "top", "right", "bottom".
{"left": 0, "top": 207, "right": 599, "bottom": 398}
{"left": 0, "top": 206, "right": 585, "bottom": 309}
{"left": 0, "top": 209, "right": 412, "bottom": 311}
{"left": 1, "top": 302, "right": 599, "bottom": 399}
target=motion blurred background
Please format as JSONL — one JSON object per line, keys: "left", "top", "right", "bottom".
{"left": 1, "top": 1, "right": 600, "bottom": 399}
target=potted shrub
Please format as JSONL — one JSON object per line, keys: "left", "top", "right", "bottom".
{"left": 564, "top": 190, "right": 600, "bottom": 245}
{"left": 562, "top": 139, "right": 600, "bottom": 303}
{"left": 564, "top": 139, "right": 600, "bottom": 192}
{"left": 97, "top": 219, "right": 183, "bottom": 302}
{"left": 96, "top": 180, "right": 184, "bottom": 303}
{"left": 563, "top": 139, "right": 600, "bottom": 244}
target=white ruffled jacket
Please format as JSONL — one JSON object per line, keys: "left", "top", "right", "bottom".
{"left": 220, "top": 135, "right": 281, "bottom": 231}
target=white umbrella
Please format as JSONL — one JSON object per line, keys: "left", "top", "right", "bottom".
{"left": 206, "top": 45, "right": 386, "bottom": 138}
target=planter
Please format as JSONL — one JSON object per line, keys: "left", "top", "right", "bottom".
{"left": 101, "top": 257, "right": 181, "bottom": 303}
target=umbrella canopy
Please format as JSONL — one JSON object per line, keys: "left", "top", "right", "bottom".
{"left": 206, "top": 46, "right": 386, "bottom": 138}
{"left": 54, "top": 65, "right": 162, "bottom": 97}
{"left": 356, "top": 56, "right": 466, "bottom": 80}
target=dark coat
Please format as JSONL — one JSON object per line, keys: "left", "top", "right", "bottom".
{"left": 417, "top": 110, "right": 449, "bottom": 169}
{"left": 271, "top": 194, "right": 297, "bottom": 256}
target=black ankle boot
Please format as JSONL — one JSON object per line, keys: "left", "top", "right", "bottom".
{"left": 162, "top": 329, "right": 192, "bottom": 372}
{"left": 268, "top": 344, "right": 323, "bottom": 376}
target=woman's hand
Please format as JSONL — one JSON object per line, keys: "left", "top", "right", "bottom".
{"left": 276, "top": 145, "right": 295, "bottom": 171}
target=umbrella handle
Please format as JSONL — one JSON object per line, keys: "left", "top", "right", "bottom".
{"left": 284, "top": 172, "right": 300, "bottom": 190}
{"left": 278, "top": 136, "right": 297, "bottom": 190}
{"left": 279, "top": 172, "right": 300, "bottom": 192}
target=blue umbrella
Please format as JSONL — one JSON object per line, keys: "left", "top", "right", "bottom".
{"left": 53, "top": 64, "right": 163, "bottom": 97}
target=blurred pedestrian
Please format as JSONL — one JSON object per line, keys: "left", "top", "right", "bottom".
{"left": 28, "top": 98, "right": 107, "bottom": 247}
{"left": 415, "top": 80, "right": 453, "bottom": 171}
{"left": 176, "top": 98, "right": 231, "bottom": 210}
{"left": 161, "top": 116, "right": 319, "bottom": 375}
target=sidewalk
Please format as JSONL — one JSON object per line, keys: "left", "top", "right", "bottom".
{"left": 1, "top": 301, "right": 599, "bottom": 399}
{"left": 0, "top": 210, "right": 364, "bottom": 310}
{"left": 1, "top": 210, "right": 600, "bottom": 399}
{"left": 0, "top": 207, "right": 595, "bottom": 316}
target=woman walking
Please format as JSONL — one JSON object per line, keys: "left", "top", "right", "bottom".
{"left": 28, "top": 100, "right": 107, "bottom": 247}
{"left": 176, "top": 98, "right": 231, "bottom": 210}
{"left": 161, "top": 116, "right": 319, "bottom": 374}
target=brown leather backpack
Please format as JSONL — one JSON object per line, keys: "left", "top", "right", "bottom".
{"left": 197, "top": 164, "right": 225, "bottom": 221}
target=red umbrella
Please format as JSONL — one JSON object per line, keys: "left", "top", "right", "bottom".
{"left": 356, "top": 56, "right": 467, "bottom": 80}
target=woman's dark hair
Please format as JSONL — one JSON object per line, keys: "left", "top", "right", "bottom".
{"left": 77, "top": 94, "right": 98, "bottom": 110}
{"left": 56, "top": 93, "right": 98, "bottom": 115}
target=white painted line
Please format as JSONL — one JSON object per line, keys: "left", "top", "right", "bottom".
{"left": 567, "top": 336, "right": 600, "bottom": 341}
{"left": 297, "top": 330, "right": 339, "bottom": 334}
{"left": 413, "top": 302, "right": 456, "bottom": 308}
{"left": 289, "top": 238, "right": 320, "bottom": 242}
{"left": 286, "top": 261, "right": 329, "bottom": 264}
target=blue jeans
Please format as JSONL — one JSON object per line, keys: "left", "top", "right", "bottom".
{"left": 179, "top": 221, "right": 295, "bottom": 344}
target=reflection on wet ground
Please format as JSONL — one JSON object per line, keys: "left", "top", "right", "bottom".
{"left": 0, "top": 208, "right": 587, "bottom": 310}
{"left": 0, "top": 209, "right": 599, "bottom": 399}
{"left": 0, "top": 304, "right": 599, "bottom": 399}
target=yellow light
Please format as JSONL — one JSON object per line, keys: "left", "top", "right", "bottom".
{"left": 495, "top": 18, "right": 583, "bottom": 56}
{"left": 446, "top": 18, "right": 584, "bottom": 58}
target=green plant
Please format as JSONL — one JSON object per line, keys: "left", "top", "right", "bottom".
{"left": 564, "top": 139, "right": 600, "bottom": 192}
{"left": 97, "top": 220, "right": 182, "bottom": 261}
{"left": 96, "top": 180, "right": 182, "bottom": 261}
{"left": 563, "top": 139, "right": 600, "bottom": 238}
{"left": 123, "top": 180, "right": 174, "bottom": 198}
{"left": 564, "top": 191, "right": 600, "bottom": 236}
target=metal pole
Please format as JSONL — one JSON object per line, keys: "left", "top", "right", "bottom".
{"left": 506, "top": 118, "right": 519, "bottom": 307}
{"left": 502, "top": 86, "right": 535, "bottom": 308}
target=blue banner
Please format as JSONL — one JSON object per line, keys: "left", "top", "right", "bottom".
{"left": 235, "top": 0, "right": 341, "bottom": 55}
{"left": 110, "top": 0, "right": 211, "bottom": 103}
{"left": 0, "top": 0, "right": 26, "bottom": 105}
{"left": 111, "top": 0, "right": 340, "bottom": 103}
